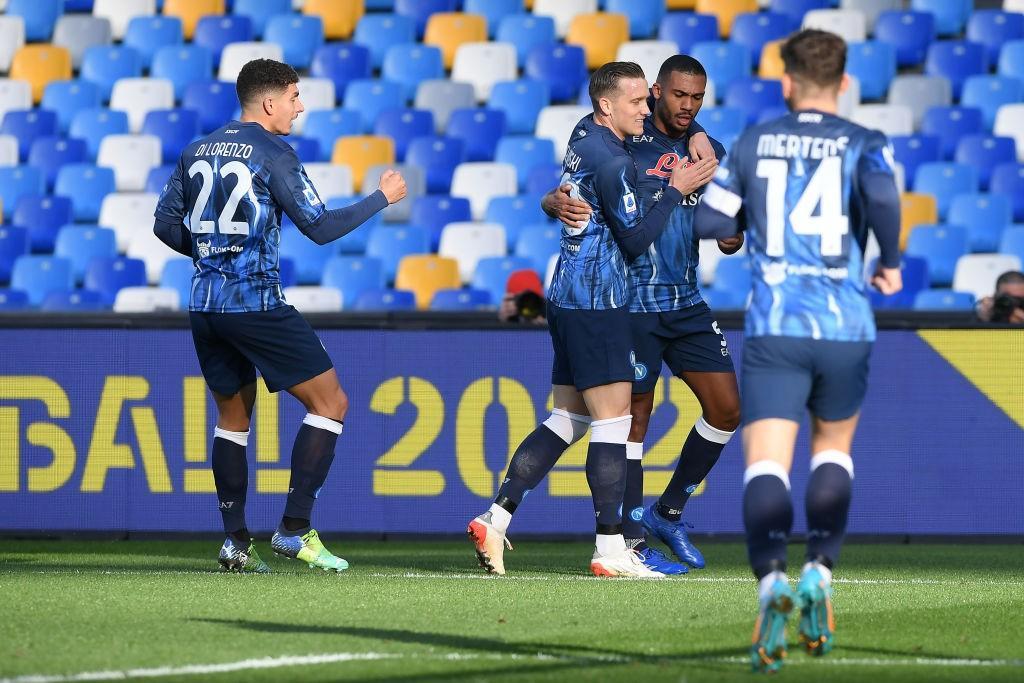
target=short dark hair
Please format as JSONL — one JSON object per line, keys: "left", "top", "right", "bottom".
{"left": 996, "top": 270, "right": 1024, "bottom": 289}
{"left": 589, "top": 61, "right": 646, "bottom": 111}
{"left": 236, "top": 58, "right": 299, "bottom": 109}
{"left": 780, "top": 29, "right": 846, "bottom": 91}
{"left": 656, "top": 54, "right": 706, "bottom": 84}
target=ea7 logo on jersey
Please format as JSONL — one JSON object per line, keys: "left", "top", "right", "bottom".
{"left": 623, "top": 191, "right": 637, "bottom": 214}
{"left": 646, "top": 152, "right": 683, "bottom": 178}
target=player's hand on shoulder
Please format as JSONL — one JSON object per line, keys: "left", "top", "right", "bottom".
{"left": 669, "top": 156, "right": 718, "bottom": 196}
{"left": 688, "top": 131, "right": 716, "bottom": 162}
{"left": 717, "top": 233, "right": 744, "bottom": 255}
{"left": 870, "top": 265, "right": 903, "bottom": 296}
{"left": 543, "top": 183, "right": 591, "bottom": 229}
{"left": 378, "top": 169, "right": 407, "bottom": 204}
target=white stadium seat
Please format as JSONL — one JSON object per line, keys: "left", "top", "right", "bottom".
{"left": 887, "top": 75, "right": 952, "bottom": 129}
{"left": 283, "top": 286, "right": 343, "bottom": 312}
{"left": 53, "top": 15, "right": 113, "bottom": 70}
{"left": 802, "top": 9, "right": 867, "bottom": 44}
{"left": 953, "top": 254, "right": 1023, "bottom": 301}
{"left": 0, "top": 134, "right": 17, "bottom": 166}
{"left": 97, "top": 134, "right": 161, "bottom": 192}
{"left": 536, "top": 105, "right": 591, "bottom": 162}
{"left": 219, "top": 42, "right": 284, "bottom": 82}
{"left": 99, "top": 192, "right": 159, "bottom": 251}
{"left": 451, "top": 42, "right": 518, "bottom": 102}
{"left": 303, "top": 162, "right": 354, "bottom": 199}
{"left": 93, "top": 0, "right": 156, "bottom": 41}
{"left": 362, "top": 163, "right": 426, "bottom": 223}
{"left": 113, "top": 286, "right": 180, "bottom": 312}
{"left": 840, "top": 0, "right": 901, "bottom": 33}
{"left": 0, "top": 16, "right": 26, "bottom": 73}
{"left": 533, "top": 0, "right": 597, "bottom": 38}
{"left": 616, "top": 41, "right": 678, "bottom": 88}
{"left": 127, "top": 228, "right": 178, "bottom": 284}
{"left": 293, "top": 77, "right": 336, "bottom": 135}
{"left": 110, "top": 77, "right": 175, "bottom": 133}
{"left": 0, "top": 78, "right": 31, "bottom": 124}
{"left": 993, "top": 104, "right": 1024, "bottom": 162}
{"left": 838, "top": 74, "right": 861, "bottom": 119}
{"left": 438, "top": 222, "right": 508, "bottom": 282}
{"left": 850, "top": 104, "right": 913, "bottom": 137}
{"left": 450, "top": 162, "right": 518, "bottom": 220}
{"left": 415, "top": 80, "right": 476, "bottom": 134}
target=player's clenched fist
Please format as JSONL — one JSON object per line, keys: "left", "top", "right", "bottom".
{"left": 668, "top": 156, "right": 718, "bottom": 196}
{"left": 379, "top": 169, "right": 407, "bottom": 204}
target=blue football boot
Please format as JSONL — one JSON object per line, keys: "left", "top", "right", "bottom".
{"left": 796, "top": 564, "right": 835, "bottom": 656}
{"left": 636, "top": 546, "right": 689, "bottom": 575}
{"left": 641, "top": 503, "right": 706, "bottom": 569}
{"left": 751, "top": 575, "right": 796, "bottom": 674}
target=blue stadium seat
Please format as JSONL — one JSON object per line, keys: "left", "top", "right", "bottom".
{"left": 410, "top": 195, "right": 472, "bottom": 250}
{"left": 606, "top": 0, "right": 665, "bottom": 40}
{"left": 485, "top": 194, "right": 548, "bottom": 249}
{"left": 921, "top": 106, "right": 984, "bottom": 159}
{"left": 497, "top": 14, "right": 556, "bottom": 69}
{"left": 496, "top": 136, "right": 556, "bottom": 192}
{"left": 700, "top": 107, "right": 746, "bottom": 151}
{"left": 365, "top": 224, "right": 430, "bottom": 283}
{"left": 769, "top": 0, "right": 830, "bottom": 25}
{"left": 54, "top": 164, "right": 116, "bottom": 223}
{"left": 355, "top": 16, "right": 415, "bottom": 71}
{"left": 998, "top": 40, "right": 1024, "bottom": 81}
{"left": 40, "top": 289, "right": 106, "bottom": 311}
{"left": 913, "top": 162, "right": 979, "bottom": 219}
{"left": 54, "top": 225, "right": 117, "bottom": 283}
{"left": 343, "top": 79, "right": 406, "bottom": 133}
{"left": 195, "top": 15, "right": 254, "bottom": 67}
{"left": 731, "top": 12, "right": 796, "bottom": 68}
{"left": 27, "top": 137, "right": 87, "bottom": 191}
{"left": 124, "top": 16, "right": 184, "bottom": 70}
{"left": 1, "top": 110, "right": 58, "bottom": 162}
{"left": 954, "top": 135, "right": 1016, "bottom": 191}
{"left": 713, "top": 257, "right": 752, "bottom": 293}
{"left": 701, "top": 286, "right": 747, "bottom": 310}
{"left": 0, "top": 167, "right": 44, "bottom": 222}
{"left": 961, "top": 76, "right": 1024, "bottom": 132}
{"left": 472, "top": 256, "right": 532, "bottom": 308}
{"left": 383, "top": 44, "right": 444, "bottom": 103}
{"left": 525, "top": 44, "right": 587, "bottom": 103}
{"left": 514, "top": 223, "right": 560, "bottom": 275}
{"left": 12, "top": 195, "right": 73, "bottom": 253}
{"left": 41, "top": 80, "right": 102, "bottom": 134}
{"left": 142, "top": 109, "right": 200, "bottom": 161}
{"left": 328, "top": 196, "right": 381, "bottom": 253}
{"left": 756, "top": 107, "right": 788, "bottom": 125}
{"left": 911, "top": 0, "right": 971, "bottom": 37}
{"left": 84, "top": 256, "right": 147, "bottom": 306}
{"left": 152, "top": 45, "right": 214, "bottom": 100}
{"left": 489, "top": 79, "right": 551, "bottom": 136}
{"left": 913, "top": 289, "right": 975, "bottom": 311}
{"left": 321, "top": 255, "right": 386, "bottom": 308}
{"left": 395, "top": 0, "right": 457, "bottom": 38}
{"left": 280, "top": 227, "right": 332, "bottom": 283}
{"left": 846, "top": 41, "right": 897, "bottom": 101}
{"left": 967, "top": 10, "right": 1024, "bottom": 67}
{"left": 948, "top": 193, "right": 1012, "bottom": 253}
{"left": 286, "top": 136, "right": 320, "bottom": 163}
{"left": 691, "top": 41, "right": 752, "bottom": 95}
{"left": 446, "top": 108, "right": 506, "bottom": 162}
{"left": 233, "top": 0, "right": 290, "bottom": 38}
{"left": 924, "top": 41, "right": 986, "bottom": 100}
{"left": 159, "top": 258, "right": 194, "bottom": 309}
{"left": 11, "top": 255, "right": 74, "bottom": 305}
{"left": 265, "top": 15, "right": 325, "bottom": 70}
{"left": 65, "top": 0, "right": 93, "bottom": 11}
{"left": 659, "top": 12, "right": 718, "bottom": 55}
{"left": 0, "top": 288, "right": 30, "bottom": 311}
{"left": 525, "top": 162, "right": 562, "bottom": 196}
{"left": 999, "top": 225, "right": 1024, "bottom": 263}
{"left": 353, "top": 288, "right": 417, "bottom": 311}
{"left": 875, "top": 10, "right": 935, "bottom": 68}
{"left": 146, "top": 164, "right": 175, "bottom": 194}
{"left": 906, "top": 224, "right": 968, "bottom": 287}
{"left": 430, "top": 287, "right": 492, "bottom": 310}
{"left": 0, "top": 226, "right": 29, "bottom": 284}
{"left": 7, "top": 0, "right": 62, "bottom": 42}
{"left": 374, "top": 108, "right": 435, "bottom": 162}
{"left": 990, "top": 162, "right": 1024, "bottom": 222}
{"left": 868, "top": 255, "right": 929, "bottom": 309}
{"left": 310, "top": 42, "right": 371, "bottom": 95}
{"left": 183, "top": 81, "right": 238, "bottom": 134}
{"left": 405, "top": 136, "right": 465, "bottom": 194}
{"left": 304, "top": 109, "right": 362, "bottom": 162}
{"left": 891, "top": 135, "right": 941, "bottom": 187}
{"left": 725, "top": 78, "right": 785, "bottom": 126}
{"left": 80, "top": 46, "right": 143, "bottom": 102}
{"left": 465, "top": 0, "right": 521, "bottom": 38}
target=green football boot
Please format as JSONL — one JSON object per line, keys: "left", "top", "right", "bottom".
{"left": 271, "top": 528, "right": 349, "bottom": 572}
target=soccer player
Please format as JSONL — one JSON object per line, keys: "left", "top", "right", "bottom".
{"left": 544, "top": 55, "right": 742, "bottom": 576}
{"left": 694, "top": 30, "right": 902, "bottom": 672}
{"left": 468, "top": 61, "right": 690, "bottom": 577}
{"left": 152, "top": 59, "right": 407, "bottom": 573}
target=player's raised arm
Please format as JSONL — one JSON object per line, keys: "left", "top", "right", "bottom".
{"left": 858, "top": 131, "right": 903, "bottom": 294}
{"left": 152, "top": 159, "right": 192, "bottom": 257}
{"left": 694, "top": 145, "right": 746, "bottom": 240}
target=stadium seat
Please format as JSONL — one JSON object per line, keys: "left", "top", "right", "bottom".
{"left": 1, "top": 110, "right": 58, "bottom": 162}
{"left": 331, "top": 135, "right": 394, "bottom": 189}
{"left": 405, "top": 136, "right": 465, "bottom": 194}
{"left": 525, "top": 44, "right": 588, "bottom": 103}
{"left": 303, "top": 163, "right": 354, "bottom": 199}
{"left": 28, "top": 137, "right": 87, "bottom": 192}
{"left": 11, "top": 255, "right": 73, "bottom": 305}
{"left": 463, "top": 0, "right": 519, "bottom": 39}
{"left": 899, "top": 192, "right": 938, "bottom": 250}
{"left": 303, "top": 110, "right": 362, "bottom": 163}
{"left": 309, "top": 44, "right": 370, "bottom": 98}
{"left": 382, "top": 44, "right": 444, "bottom": 104}
{"left": 286, "top": 136, "right": 320, "bottom": 163}
{"left": 906, "top": 224, "right": 968, "bottom": 287}
{"left": 53, "top": 15, "right": 113, "bottom": 71}
{"left": 659, "top": 13, "right": 718, "bottom": 55}
{"left": 603, "top": 0, "right": 661, "bottom": 40}
{"left": 373, "top": 109, "right": 434, "bottom": 162}
{"left": 488, "top": 80, "right": 550, "bottom": 137}
{"left": 954, "top": 135, "right": 1017, "bottom": 190}
{"left": 410, "top": 195, "right": 472, "bottom": 250}
{"left": 999, "top": 225, "right": 1024, "bottom": 264}
{"left": 110, "top": 78, "right": 176, "bottom": 133}
{"left": 961, "top": 76, "right": 1024, "bottom": 133}
{"left": 921, "top": 106, "right": 985, "bottom": 160}
{"left": 303, "top": 0, "right": 362, "bottom": 40}
{"left": 535, "top": 105, "right": 590, "bottom": 162}
{"left": 126, "top": 211, "right": 181, "bottom": 281}
{"left": 691, "top": 41, "right": 752, "bottom": 95}
{"left": 887, "top": 75, "right": 951, "bottom": 130}
{"left": 998, "top": 39, "right": 1024, "bottom": 81}
{"left": 0, "top": 82, "right": 31, "bottom": 139}
{"left": 7, "top": 0, "right": 62, "bottom": 42}
{"left": 891, "top": 135, "right": 941, "bottom": 189}
{"left": 395, "top": 254, "right": 461, "bottom": 309}
{"left": 913, "top": 162, "right": 979, "bottom": 219}
{"left": 158, "top": 257, "right": 193, "bottom": 309}
{"left": 451, "top": 42, "right": 519, "bottom": 103}
{"left": 0, "top": 135, "right": 16, "bottom": 167}
{"left": 10, "top": 45, "right": 72, "bottom": 104}
{"left": 0, "top": 16, "right": 26, "bottom": 74}
{"left": 292, "top": 77, "right": 337, "bottom": 135}
{"left": 69, "top": 108, "right": 129, "bottom": 160}
{"left": 496, "top": 137, "right": 556, "bottom": 192}
{"left": 394, "top": 0, "right": 457, "bottom": 38}
{"left": 146, "top": 164, "right": 174, "bottom": 194}
{"left": 152, "top": 45, "right": 212, "bottom": 100}
{"left": 0, "top": 288, "right": 30, "bottom": 310}
{"left": 429, "top": 287, "right": 490, "bottom": 310}
{"left": 94, "top": 0, "right": 156, "bottom": 41}
{"left": 732, "top": 12, "right": 796, "bottom": 68}
{"left": 948, "top": 193, "right": 1012, "bottom": 253}
{"left": 354, "top": 13, "right": 416, "bottom": 71}
{"left": 142, "top": 109, "right": 199, "bottom": 163}
{"left": 757, "top": 39, "right": 786, "bottom": 80}
{"left": 514, "top": 222, "right": 560, "bottom": 275}
{"left": 846, "top": 41, "right": 896, "bottom": 101}
{"left": 694, "top": 0, "right": 757, "bottom": 37}
{"left": 0, "top": 226, "right": 29, "bottom": 284}
{"left": 913, "top": 288, "right": 975, "bottom": 311}
{"left": 97, "top": 134, "right": 162, "bottom": 192}
{"left": 219, "top": 42, "right": 284, "bottom": 83}
{"left": 265, "top": 15, "right": 325, "bottom": 71}
{"left": 98, "top": 192, "right": 159, "bottom": 251}
{"left": 111, "top": 286, "right": 179, "bottom": 312}
{"left": 352, "top": 288, "right": 417, "bottom": 311}
{"left": 163, "top": 0, "right": 224, "bottom": 40}
{"left": 321, "top": 256, "right": 386, "bottom": 308}
{"left": 712, "top": 256, "right": 752, "bottom": 293}
{"left": 952, "top": 253, "right": 1023, "bottom": 301}
{"left": 532, "top": 0, "right": 597, "bottom": 39}
{"left": 990, "top": 162, "right": 1024, "bottom": 221}
{"left": 771, "top": 0, "right": 830, "bottom": 25}
{"left": 967, "top": 10, "right": 1024, "bottom": 67}
{"left": 911, "top": 0, "right": 970, "bottom": 37}
{"left": 40, "top": 289, "right": 106, "bottom": 311}
{"left": 525, "top": 162, "right": 562, "bottom": 195}
{"left": 993, "top": 104, "right": 1024, "bottom": 162}
{"left": 366, "top": 224, "right": 430, "bottom": 283}
{"left": 280, "top": 228, "right": 333, "bottom": 285}
{"left": 10, "top": 196, "right": 67, "bottom": 253}
{"left": 183, "top": 81, "right": 238, "bottom": 134}
{"left": 725, "top": 79, "right": 785, "bottom": 126}
{"left": 925, "top": 42, "right": 986, "bottom": 101}
{"left": 875, "top": 10, "right": 935, "bottom": 68}
{"left": 362, "top": 163, "right": 425, "bottom": 223}
{"left": 232, "top": 0, "right": 289, "bottom": 38}
{"left": 412, "top": 80, "right": 475, "bottom": 136}
{"left": 80, "top": 46, "right": 143, "bottom": 102}
{"left": 485, "top": 195, "right": 548, "bottom": 249}
{"left": 446, "top": 108, "right": 507, "bottom": 162}
{"left": 850, "top": 104, "right": 913, "bottom": 137}
{"left": 471, "top": 256, "right": 532, "bottom": 307}
{"left": 54, "top": 164, "right": 116, "bottom": 222}
{"left": 699, "top": 107, "right": 745, "bottom": 151}
{"left": 0, "top": 167, "right": 44, "bottom": 222}
{"left": 867, "top": 254, "right": 929, "bottom": 309}
{"left": 840, "top": 0, "right": 901, "bottom": 33}
{"left": 54, "top": 225, "right": 117, "bottom": 284}
{"left": 282, "top": 285, "right": 343, "bottom": 312}
{"left": 424, "top": 13, "right": 487, "bottom": 70}
{"left": 438, "top": 222, "right": 507, "bottom": 281}
{"left": 802, "top": 9, "right": 868, "bottom": 45}
{"left": 497, "top": 14, "right": 556, "bottom": 69}
{"left": 41, "top": 80, "right": 102, "bottom": 135}
{"left": 194, "top": 15, "right": 253, "bottom": 67}
{"left": 566, "top": 13, "right": 629, "bottom": 70}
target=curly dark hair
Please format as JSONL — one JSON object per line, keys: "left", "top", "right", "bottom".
{"left": 235, "top": 58, "right": 299, "bottom": 109}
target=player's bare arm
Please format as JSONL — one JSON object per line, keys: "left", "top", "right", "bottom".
{"left": 542, "top": 184, "right": 592, "bottom": 228}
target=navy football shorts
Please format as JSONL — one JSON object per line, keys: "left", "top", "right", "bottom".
{"left": 741, "top": 336, "right": 872, "bottom": 423}
{"left": 630, "top": 301, "right": 735, "bottom": 394}
{"left": 547, "top": 302, "right": 635, "bottom": 391}
{"left": 190, "top": 305, "right": 334, "bottom": 395}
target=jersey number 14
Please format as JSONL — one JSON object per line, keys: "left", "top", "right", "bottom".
{"left": 756, "top": 157, "right": 849, "bottom": 257}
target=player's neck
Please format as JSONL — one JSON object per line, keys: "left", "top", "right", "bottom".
{"left": 790, "top": 98, "right": 838, "bottom": 115}
{"left": 239, "top": 111, "right": 273, "bottom": 132}
{"left": 592, "top": 112, "right": 625, "bottom": 141}
{"left": 651, "top": 110, "right": 685, "bottom": 140}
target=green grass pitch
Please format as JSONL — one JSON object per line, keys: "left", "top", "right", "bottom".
{"left": 1, "top": 539, "right": 1023, "bottom": 682}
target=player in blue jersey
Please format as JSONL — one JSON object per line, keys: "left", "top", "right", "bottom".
{"left": 468, "top": 62, "right": 691, "bottom": 578}
{"left": 152, "top": 59, "right": 407, "bottom": 573}
{"left": 694, "top": 30, "right": 902, "bottom": 672}
{"left": 543, "top": 55, "right": 743, "bottom": 576}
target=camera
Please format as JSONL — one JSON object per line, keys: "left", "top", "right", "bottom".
{"left": 513, "top": 290, "right": 545, "bottom": 321}
{"left": 990, "top": 293, "right": 1024, "bottom": 323}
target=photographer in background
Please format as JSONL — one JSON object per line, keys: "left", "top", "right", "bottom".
{"left": 976, "top": 270, "right": 1024, "bottom": 324}
{"left": 499, "top": 270, "right": 547, "bottom": 325}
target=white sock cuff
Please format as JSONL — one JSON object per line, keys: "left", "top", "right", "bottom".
{"left": 213, "top": 427, "right": 249, "bottom": 447}
{"left": 695, "top": 415, "right": 735, "bottom": 444}
{"left": 810, "top": 449, "right": 853, "bottom": 478}
{"left": 743, "top": 460, "right": 791, "bottom": 490}
{"left": 589, "top": 415, "right": 632, "bottom": 444}
{"left": 544, "top": 408, "right": 591, "bottom": 445}
{"left": 625, "top": 441, "right": 644, "bottom": 461}
{"left": 303, "top": 413, "right": 344, "bottom": 435}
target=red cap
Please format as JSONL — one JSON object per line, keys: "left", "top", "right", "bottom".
{"left": 505, "top": 269, "right": 544, "bottom": 296}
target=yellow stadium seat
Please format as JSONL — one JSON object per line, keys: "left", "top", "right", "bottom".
{"left": 163, "top": 0, "right": 225, "bottom": 40}
{"left": 395, "top": 255, "right": 461, "bottom": 309}
{"left": 900, "top": 192, "right": 939, "bottom": 251}
{"left": 667, "top": 0, "right": 697, "bottom": 8}
{"left": 331, "top": 135, "right": 395, "bottom": 189}
{"left": 566, "top": 13, "right": 630, "bottom": 70}
{"left": 10, "top": 45, "right": 72, "bottom": 103}
{"left": 303, "top": 0, "right": 363, "bottom": 40}
{"left": 424, "top": 13, "right": 488, "bottom": 70}
{"left": 760, "top": 40, "right": 785, "bottom": 79}
{"left": 695, "top": 0, "right": 757, "bottom": 37}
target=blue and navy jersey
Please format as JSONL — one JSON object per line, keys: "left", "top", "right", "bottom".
{"left": 627, "top": 117, "right": 727, "bottom": 312}
{"left": 704, "top": 110, "right": 897, "bottom": 341}
{"left": 547, "top": 115, "right": 640, "bottom": 310}
{"left": 154, "top": 121, "right": 327, "bottom": 313}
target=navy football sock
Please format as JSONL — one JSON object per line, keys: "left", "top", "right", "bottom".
{"left": 211, "top": 427, "right": 249, "bottom": 536}
{"left": 805, "top": 451, "right": 854, "bottom": 570}
{"left": 587, "top": 416, "right": 631, "bottom": 534}
{"left": 494, "top": 422, "right": 574, "bottom": 513}
{"left": 622, "top": 442, "right": 647, "bottom": 549}
{"left": 743, "top": 461, "right": 793, "bottom": 580}
{"left": 658, "top": 417, "right": 734, "bottom": 521}
{"left": 282, "top": 414, "right": 342, "bottom": 528}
